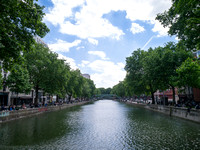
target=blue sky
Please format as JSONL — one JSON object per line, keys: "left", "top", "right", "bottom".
{"left": 38, "top": 0, "right": 177, "bottom": 88}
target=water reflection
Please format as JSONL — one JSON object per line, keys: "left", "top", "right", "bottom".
{"left": 0, "top": 100, "right": 199, "bottom": 149}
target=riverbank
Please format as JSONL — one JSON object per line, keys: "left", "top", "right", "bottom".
{"left": 124, "top": 101, "right": 200, "bottom": 123}
{"left": 0, "top": 101, "right": 91, "bottom": 124}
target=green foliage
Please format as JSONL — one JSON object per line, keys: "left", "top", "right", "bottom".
{"left": 82, "top": 78, "right": 96, "bottom": 98}
{"left": 24, "top": 43, "right": 50, "bottom": 103}
{"left": 177, "top": 58, "right": 200, "bottom": 88}
{"left": 143, "top": 47, "right": 166, "bottom": 91}
{"left": 111, "top": 81, "right": 126, "bottom": 97}
{"left": 65, "top": 70, "right": 96, "bottom": 99}
{"left": 95, "top": 88, "right": 101, "bottom": 95}
{"left": 25, "top": 44, "right": 49, "bottom": 87}
{"left": 96, "top": 88, "right": 112, "bottom": 95}
{"left": 156, "top": 0, "right": 200, "bottom": 50}
{"left": 23, "top": 43, "right": 96, "bottom": 102}
{"left": 144, "top": 42, "right": 192, "bottom": 89}
{"left": 6, "top": 64, "right": 32, "bottom": 94}
{"left": 0, "top": 0, "right": 49, "bottom": 69}
{"left": 122, "top": 42, "right": 193, "bottom": 104}
{"left": 125, "top": 49, "right": 152, "bottom": 96}
{"left": 41, "top": 52, "right": 70, "bottom": 98}
{"left": 66, "top": 70, "right": 82, "bottom": 98}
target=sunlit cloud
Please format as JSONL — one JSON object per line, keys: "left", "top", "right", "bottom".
{"left": 130, "top": 23, "right": 145, "bottom": 34}
{"left": 88, "top": 60, "right": 126, "bottom": 88}
{"left": 88, "top": 51, "right": 109, "bottom": 60}
{"left": 88, "top": 38, "right": 99, "bottom": 45}
{"left": 48, "top": 39, "right": 81, "bottom": 52}
{"left": 45, "top": 0, "right": 171, "bottom": 39}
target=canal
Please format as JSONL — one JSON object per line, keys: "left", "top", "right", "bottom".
{"left": 0, "top": 100, "right": 200, "bottom": 149}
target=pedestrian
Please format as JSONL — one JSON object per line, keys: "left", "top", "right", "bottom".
{"left": 9, "top": 105, "right": 12, "bottom": 111}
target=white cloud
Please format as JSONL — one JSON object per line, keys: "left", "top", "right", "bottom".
{"left": 76, "top": 46, "right": 85, "bottom": 50}
{"left": 60, "top": 18, "right": 124, "bottom": 40}
{"left": 88, "top": 60, "right": 126, "bottom": 88}
{"left": 78, "top": 59, "right": 126, "bottom": 88}
{"left": 45, "top": 0, "right": 172, "bottom": 38}
{"left": 78, "top": 60, "right": 90, "bottom": 67}
{"left": 57, "top": 54, "right": 78, "bottom": 70}
{"left": 44, "top": 0, "right": 85, "bottom": 26}
{"left": 152, "top": 20, "right": 169, "bottom": 37}
{"left": 130, "top": 23, "right": 145, "bottom": 34}
{"left": 88, "top": 51, "right": 109, "bottom": 60}
{"left": 88, "top": 38, "right": 99, "bottom": 45}
{"left": 48, "top": 39, "right": 81, "bottom": 52}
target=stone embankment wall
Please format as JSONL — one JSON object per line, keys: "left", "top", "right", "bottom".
{"left": 0, "top": 102, "right": 89, "bottom": 123}
{"left": 126, "top": 102, "right": 200, "bottom": 123}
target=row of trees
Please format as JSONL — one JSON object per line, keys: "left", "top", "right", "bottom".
{"left": 111, "top": 43, "right": 200, "bottom": 104}
{"left": 111, "top": 0, "right": 200, "bottom": 104}
{"left": 0, "top": 1, "right": 96, "bottom": 104}
{"left": 95, "top": 88, "right": 112, "bottom": 95}
{"left": 5, "top": 43, "right": 96, "bottom": 104}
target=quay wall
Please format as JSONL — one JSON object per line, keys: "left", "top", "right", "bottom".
{"left": 126, "top": 102, "right": 200, "bottom": 123}
{"left": 0, "top": 101, "right": 89, "bottom": 123}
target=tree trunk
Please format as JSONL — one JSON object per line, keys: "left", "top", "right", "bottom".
{"left": 43, "top": 92, "right": 45, "bottom": 106}
{"left": 35, "top": 84, "right": 39, "bottom": 105}
{"left": 150, "top": 84, "right": 155, "bottom": 104}
{"left": 68, "top": 94, "right": 72, "bottom": 103}
{"left": 151, "top": 92, "right": 155, "bottom": 104}
{"left": 172, "top": 86, "right": 176, "bottom": 105}
{"left": 56, "top": 95, "right": 59, "bottom": 103}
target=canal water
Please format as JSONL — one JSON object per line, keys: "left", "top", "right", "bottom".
{"left": 0, "top": 100, "right": 200, "bottom": 149}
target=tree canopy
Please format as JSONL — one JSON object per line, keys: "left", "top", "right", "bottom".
{"left": 6, "top": 63, "right": 32, "bottom": 94}
{"left": 125, "top": 48, "right": 160, "bottom": 103}
{"left": 0, "top": 0, "right": 49, "bottom": 69}
{"left": 111, "top": 81, "right": 126, "bottom": 97}
{"left": 156, "top": 0, "right": 200, "bottom": 50}
{"left": 119, "top": 42, "right": 194, "bottom": 104}
{"left": 177, "top": 58, "right": 200, "bottom": 89}
{"left": 23, "top": 43, "right": 96, "bottom": 104}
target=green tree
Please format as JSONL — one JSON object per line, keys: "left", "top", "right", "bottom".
{"left": 142, "top": 47, "right": 165, "bottom": 103}
{"left": 95, "top": 88, "right": 101, "bottom": 95}
{"left": 25, "top": 43, "right": 72, "bottom": 104}
{"left": 144, "top": 43, "right": 192, "bottom": 104}
{"left": 6, "top": 64, "right": 32, "bottom": 94}
{"left": 159, "top": 43, "right": 192, "bottom": 104}
{"left": 0, "top": 0, "right": 49, "bottom": 69}
{"left": 177, "top": 58, "right": 200, "bottom": 88}
{"left": 81, "top": 78, "right": 96, "bottom": 99}
{"left": 41, "top": 52, "right": 70, "bottom": 101}
{"left": 156, "top": 0, "right": 200, "bottom": 50}
{"left": 65, "top": 70, "right": 83, "bottom": 102}
{"left": 87, "top": 79, "right": 96, "bottom": 98}
{"left": 24, "top": 43, "right": 50, "bottom": 104}
{"left": 111, "top": 81, "right": 126, "bottom": 97}
{"left": 125, "top": 49, "right": 156, "bottom": 103}
{"left": 97, "top": 88, "right": 112, "bottom": 94}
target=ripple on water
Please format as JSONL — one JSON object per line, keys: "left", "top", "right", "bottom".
{"left": 0, "top": 100, "right": 200, "bottom": 149}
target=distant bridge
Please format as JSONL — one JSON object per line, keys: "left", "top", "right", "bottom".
{"left": 95, "top": 94, "right": 120, "bottom": 100}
